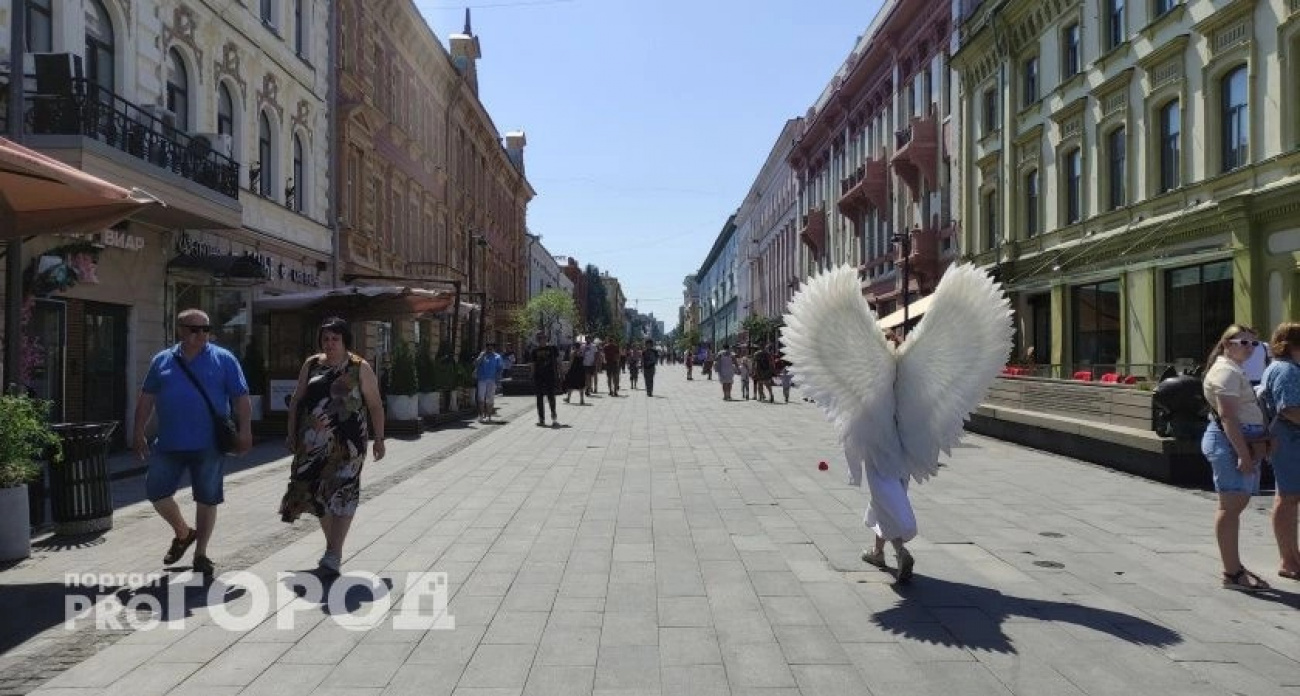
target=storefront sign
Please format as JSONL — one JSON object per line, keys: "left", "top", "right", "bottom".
{"left": 99, "top": 230, "right": 146, "bottom": 251}
{"left": 269, "top": 380, "right": 298, "bottom": 412}
{"left": 176, "top": 232, "right": 322, "bottom": 288}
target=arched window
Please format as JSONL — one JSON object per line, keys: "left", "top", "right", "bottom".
{"left": 26, "top": 0, "right": 53, "bottom": 53}
{"left": 165, "top": 49, "right": 189, "bottom": 130}
{"left": 258, "top": 113, "right": 273, "bottom": 198}
{"left": 1221, "top": 66, "right": 1249, "bottom": 172}
{"left": 292, "top": 134, "right": 305, "bottom": 212}
{"left": 217, "top": 83, "right": 234, "bottom": 139}
{"left": 84, "top": 0, "right": 115, "bottom": 94}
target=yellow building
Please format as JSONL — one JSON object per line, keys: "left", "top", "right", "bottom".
{"left": 953, "top": 0, "right": 1300, "bottom": 378}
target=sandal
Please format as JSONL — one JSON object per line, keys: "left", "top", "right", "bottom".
{"left": 1278, "top": 569, "right": 1300, "bottom": 581}
{"left": 163, "top": 528, "right": 197, "bottom": 565}
{"left": 861, "top": 549, "right": 888, "bottom": 569}
{"left": 895, "top": 549, "right": 915, "bottom": 584}
{"left": 1222, "top": 567, "right": 1269, "bottom": 592}
{"left": 192, "top": 555, "right": 215, "bottom": 580}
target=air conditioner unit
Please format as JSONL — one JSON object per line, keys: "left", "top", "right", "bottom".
{"left": 31, "top": 52, "right": 83, "bottom": 95}
{"left": 192, "top": 132, "right": 233, "bottom": 158}
{"left": 142, "top": 104, "right": 178, "bottom": 132}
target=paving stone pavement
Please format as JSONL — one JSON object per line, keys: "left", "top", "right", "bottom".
{"left": 3, "top": 367, "right": 1300, "bottom": 696}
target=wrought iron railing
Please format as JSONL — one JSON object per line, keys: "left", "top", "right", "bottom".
{"left": 840, "top": 165, "right": 865, "bottom": 195}
{"left": 19, "top": 78, "right": 240, "bottom": 198}
{"left": 895, "top": 125, "right": 914, "bottom": 150}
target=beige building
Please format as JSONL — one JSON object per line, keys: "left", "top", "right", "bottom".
{"left": 954, "top": 0, "right": 1300, "bottom": 378}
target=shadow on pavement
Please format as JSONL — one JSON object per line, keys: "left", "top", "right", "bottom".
{"left": 0, "top": 571, "right": 246, "bottom": 655}
{"left": 279, "top": 571, "right": 395, "bottom": 616}
{"left": 870, "top": 576, "right": 1182, "bottom": 653}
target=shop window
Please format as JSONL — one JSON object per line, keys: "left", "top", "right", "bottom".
{"left": 1072, "top": 280, "right": 1121, "bottom": 374}
{"left": 1164, "top": 260, "right": 1233, "bottom": 369}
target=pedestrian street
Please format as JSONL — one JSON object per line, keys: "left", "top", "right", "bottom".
{"left": 3, "top": 364, "right": 1300, "bottom": 696}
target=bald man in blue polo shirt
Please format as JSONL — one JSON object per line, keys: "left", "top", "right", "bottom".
{"left": 133, "top": 308, "right": 252, "bottom": 578}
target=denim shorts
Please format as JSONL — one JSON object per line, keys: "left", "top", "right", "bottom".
{"left": 1202, "top": 423, "right": 1263, "bottom": 495}
{"left": 146, "top": 449, "right": 225, "bottom": 505}
{"left": 1271, "top": 424, "right": 1300, "bottom": 495}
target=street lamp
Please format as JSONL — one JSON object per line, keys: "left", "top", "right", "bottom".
{"left": 892, "top": 230, "right": 912, "bottom": 337}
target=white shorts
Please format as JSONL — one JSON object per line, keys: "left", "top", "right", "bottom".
{"left": 476, "top": 380, "right": 497, "bottom": 404}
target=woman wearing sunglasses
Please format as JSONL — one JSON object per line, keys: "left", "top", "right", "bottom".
{"left": 1202, "top": 324, "right": 1271, "bottom": 591}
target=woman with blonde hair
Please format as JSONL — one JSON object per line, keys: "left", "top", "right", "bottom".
{"left": 1260, "top": 323, "right": 1300, "bottom": 580}
{"left": 1202, "top": 323, "right": 1271, "bottom": 591}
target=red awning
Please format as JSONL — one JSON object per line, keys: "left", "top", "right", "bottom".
{"left": 0, "top": 137, "right": 155, "bottom": 239}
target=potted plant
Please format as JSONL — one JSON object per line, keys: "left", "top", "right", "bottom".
{"left": 386, "top": 340, "right": 419, "bottom": 421}
{"left": 241, "top": 340, "right": 267, "bottom": 421}
{"left": 416, "top": 339, "right": 439, "bottom": 417}
{"left": 0, "top": 391, "right": 61, "bottom": 561}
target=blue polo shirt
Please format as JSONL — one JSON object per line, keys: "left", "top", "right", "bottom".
{"left": 142, "top": 343, "right": 248, "bottom": 452}
{"left": 475, "top": 352, "right": 504, "bottom": 382}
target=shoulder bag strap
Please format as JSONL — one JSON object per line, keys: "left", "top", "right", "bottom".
{"left": 175, "top": 349, "right": 223, "bottom": 422}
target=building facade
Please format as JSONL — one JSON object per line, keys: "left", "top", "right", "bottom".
{"left": 556, "top": 256, "right": 588, "bottom": 331}
{"left": 525, "top": 232, "right": 572, "bottom": 347}
{"left": 737, "top": 118, "right": 803, "bottom": 323}
{"left": 697, "top": 215, "right": 739, "bottom": 348}
{"left": 680, "top": 273, "right": 700, "bottom": 338}
{"left": 789, "top": 0, "right": 961, "bottom": 320}
{"left": 954, "top": 0, "right": 1300, "bottom": 377}
{"left": 3, "top": 0, "right": 331, "bottom": 441}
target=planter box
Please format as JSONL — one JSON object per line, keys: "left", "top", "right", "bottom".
{"left": 418, "top": 393, "right": 440, "bottom": 417}
{"left": 0, "top": 484, "right": 31, "bottom": 562}
{"left": 386, "top": 394, "right": 419, "bottom": 422}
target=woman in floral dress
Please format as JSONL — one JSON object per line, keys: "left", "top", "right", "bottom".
{"left": 280, "top": 317, "right": 385, "bottom": 575}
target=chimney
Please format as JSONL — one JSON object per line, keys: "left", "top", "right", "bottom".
{"left": 449, "top": 8, "right": 482, "bottom": 96}
{"left": 504, "top": 130, "right": 527, "bottom": 174}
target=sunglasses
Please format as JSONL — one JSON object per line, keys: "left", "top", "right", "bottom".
{"left": 1227, "top": 338, "right": 1260, "bottom": 347}
{"left": 184, "top": 325, "right": 213, "bottom": 334}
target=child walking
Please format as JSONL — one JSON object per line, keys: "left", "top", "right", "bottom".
{"left": 779, "top": 365, "right": 793, "bottom": 403}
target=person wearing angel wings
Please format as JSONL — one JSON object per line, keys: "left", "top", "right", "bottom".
{"left": 783, "top": 263, "right": 1013, "bottom": 583}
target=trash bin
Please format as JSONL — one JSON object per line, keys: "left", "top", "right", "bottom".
{"left": 48, "top": 422, "right": 118, "bottom": 535}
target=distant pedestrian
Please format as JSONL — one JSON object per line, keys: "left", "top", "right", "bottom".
{"left": 134, "top": 309, "right": 252, "bottom": 579}
{"left": 474, "top": 342, "right": 505, "bottom": 423}
{"left": 581, "top": 337, "right": 598, "bottom": 395}
{"left": 603, "top": 340, "right": 621, "bottom": 396}
{"left": 563, "top": 347, "right": 587, "bottom": 405}
{"left": 716, "top": 344, "right": 736, "bottom": 400}
{"left": 738, "top": 349, "right": 751, "bottom": 400}
{"left": 280, "top": 317, "right": 385, "bottom": 577}
{"left": 779, "top": 363, "right": 793, "bottom": 403}
{"left": 627, "top": 347, "right": 641, "bottom": 390}
{"left": 642, "top": 339, "right": 660, "bottom": 397}
{"left": 531, "top": 333, "right": 561, "bottom": 426}
{"left": 685, "top": 351, "right": 695, "bottom": 380}
{"left": 753, "top": 344, "right": 775, "bottom": 402}
{"left": 1202, "top": 323, "right": 1271, "bottom": 591}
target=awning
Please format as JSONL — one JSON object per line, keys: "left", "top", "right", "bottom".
{"left": 0, "top": 137, "right": 155, "bottom": 239}
{"left": 167, "top": 253, "right": 269, "bottom": 282}
{"left": 254, "top": 285, "right": 475, "bottom": 320}
{"left": 877, "top": 293, "right": 935, "bottom": 329}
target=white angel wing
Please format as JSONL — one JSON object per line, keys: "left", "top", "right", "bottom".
{"left": 782, "top": 265, "right": 902, "bottom": 476}
{"left": 895, "top": 263, "right": 1013, "bottom": 482}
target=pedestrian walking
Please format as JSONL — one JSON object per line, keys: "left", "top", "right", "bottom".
{"left": 278, "top": 317, "right": 386, "bottom": 576}
{"left": 530, "top": 333, "right": 561, "bottom": 426}
{"left": 627, "top": 347, "right": 641, "bottom": 390}
{"left": 473, "top": 342, "right": 505, "bottom": 423}
{"left": 1202, "top": 324, "right": 1272, "bottom": 591}
{"left": 685, "top": 351, "right": 695, "bottom": 380}
{"left": 642, "top": 339, "right": 660, "bottom": 397}
{"left": 563, "top": 346, "right": 587, "bottom": 405}
{"left": 753, "top": 344, "right": 775, "bottom": 402}
{"left": 1261, "top": 322, "right": 1300, "bottom": 582}
{"left": 133, "top": 309, "right": 252, "bottom": 579}
{"left": 716, "top": 344, "right": 737, "bottom": 400}
{"left": 603, "top": 340, "right": 621, "bottom": 396}
{"left": 581, "top": 337, "right": 598, "bottom": 395}
{"left": 738, "top": 349, "right": 751, "bottom": 400}
{"left": 779, "top": 363, "right": 793, "bottom": 403}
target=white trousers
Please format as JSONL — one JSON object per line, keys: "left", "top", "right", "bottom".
{"left": 862, "top": 465, "right": 917, "bottom": 543}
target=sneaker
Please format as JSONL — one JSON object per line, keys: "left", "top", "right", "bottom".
{"left": 318, "top": 551, "right": 341, "bottom": 576}
{"left": 537, "top": 420, "right": 546, "bottom": 427}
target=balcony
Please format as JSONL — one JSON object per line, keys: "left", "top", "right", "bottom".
{"left": 837, "top": 156, "right": 888, "bottom": 217}
{"left": 21, "top": 79, "right": 240, "bottom": 199}
{"left": 799, "top": 207, "right": 827, "bottom": 257}
{"left": 890, "top": 110, "right": 939, "bottom": 201}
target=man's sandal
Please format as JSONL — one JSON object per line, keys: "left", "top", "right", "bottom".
{"left": 1222, "top": 567, "right": 1269, "bottom": 592}
{"left": 163, "top": 528, "right": 197, "bottom": 565}
{"left": 861, "top": 549, "right": 888, "bottom": 569}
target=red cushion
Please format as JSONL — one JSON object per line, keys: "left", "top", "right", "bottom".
{"left": 1100, "top": 373, "right": 1119, "bottom": 383}
{"left": 1073, "top": 371, "right": 1093, "bottom": 381}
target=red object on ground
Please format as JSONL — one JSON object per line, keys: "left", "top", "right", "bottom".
{"left": 818, "top": 461, "right": 828, "bottom": 471}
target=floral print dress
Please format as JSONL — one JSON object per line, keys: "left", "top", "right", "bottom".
{"left": 279, "top": 354, "right": 370, "bottom": 521}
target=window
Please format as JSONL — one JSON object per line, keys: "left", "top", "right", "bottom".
{"left": 1108, "top": 127, "right": 1126, "bottom": 210}
{"left": 261, "top": 0, "right": 275, "bottom": 27}
{"left": 1025, "top": 169, "right": 1039, "bottom": 236}
{"left": 1065, "top": 148, "right": 1082, "bottom": 223}
{"left": 1154, "top": 0, "right": 1176, "bottom": 17}
{"left": 1165, "top": 261, "right": 1233, "bottom": 366}
{"left": 983, "top": 189, "right": 998, "bottom": 251}
{"left": 165, "top": 49, "right": 189, "bottom": 130}
{"left": 1072, "top": 280, "right": 1121, "bottom": 374}
{"left": 1022, "top": 57, "right": 1039, "bottom": 107}
{"left": 84, "top": 0, "right": 115, "bottom": 94}
{"left": 292, "top": 135, "right": 304, "bottom": 212}
{"left": 983, "top": 88, "right": 998, "bottom": 135}
{"left": 294, "top": 0, "right": 306, "bottom": 57}
{"left": 217, "top": 83, "right": 234, "bottom": 139}
{"left": 26, "top": 0, "right": 52, "bottom": 53}
{"left": 258, "top": 113, "right": 273, "bottom": 198}
{"left": 1159, "top": 101, "right": 1180, "bottom": 192}
{"left": 1062, "top": 23, "right": 1081, "bottom": 79}
{"left": 1221, "top": 66, "right": 1248, "bottom": 172}
{"left": 1106, "top": 0, "right": 1125, "bottom": 51}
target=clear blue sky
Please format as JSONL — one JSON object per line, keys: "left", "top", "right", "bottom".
{"left": 414, "top": 0, "right": 884, "bottom": 332}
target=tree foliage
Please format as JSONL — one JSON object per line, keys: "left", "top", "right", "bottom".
{"left": 584, "top": 264, "right": 612, "bottom": 335}
{"left": 741, "top": 315, "right": 780, "bottom": 347}
{"left": 675, "top": 328, "right": 702, "bottom": 353}
{"left": 512, "top": 288, "right": 578, "bottom": 343}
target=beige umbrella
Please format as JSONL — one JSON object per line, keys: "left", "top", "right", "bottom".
{"left": 0, "top": 137, "right": 155, "bottom": 238}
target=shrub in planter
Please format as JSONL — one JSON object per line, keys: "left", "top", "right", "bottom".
{"left": 416, "top": 340, "right": 439, "bottom": 416}
{"left": 0, "top": 391, "right": 61, "bottom": 561}
{"left": 386, "top": 341, "right": 419, "bottom": 420}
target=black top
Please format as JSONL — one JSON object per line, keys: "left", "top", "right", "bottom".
{"left": 642, "top": 348, "right": 660, "bottom": 369}
{"left": 532, "top": 345, "right": 559, "bottom": 385}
